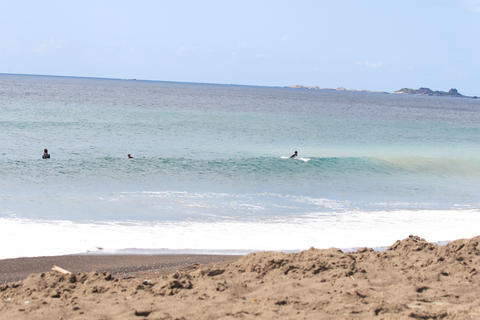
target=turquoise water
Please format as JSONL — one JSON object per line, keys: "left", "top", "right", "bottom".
{"left": 1, "top": 74, "right": 479, "bottom": 257}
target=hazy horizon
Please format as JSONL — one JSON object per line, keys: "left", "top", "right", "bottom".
{"left": 1, "top": 0, "right": 479, "bottom": 96}
{"left": 1, "top": 72, "right": 477, "bottom": 96}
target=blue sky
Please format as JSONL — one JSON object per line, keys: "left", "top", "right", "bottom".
{"left": 1, "top": 0, "right": 479, "bottom": 95}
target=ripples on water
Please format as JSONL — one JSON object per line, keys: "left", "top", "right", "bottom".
{"left": 1, "top": 74, "right": 479, "bottom": 223}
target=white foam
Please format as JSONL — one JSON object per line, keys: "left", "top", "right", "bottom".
{"left": 1, "top": 209, "right": 479, "bottom": 259}
{"left": 280, "top": 156, "right": 310, "bottom": 162}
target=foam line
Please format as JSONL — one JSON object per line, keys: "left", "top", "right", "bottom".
{"left": 1, "top": 209, "right": 479, "bottom": 259}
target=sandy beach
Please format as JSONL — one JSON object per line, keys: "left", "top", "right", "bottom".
{"left": 1, "top": 235, "right": 479, "bottom": 319}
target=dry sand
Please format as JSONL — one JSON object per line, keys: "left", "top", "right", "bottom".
{"left": 1, "top": 235, "right": 480, "bottom": 319}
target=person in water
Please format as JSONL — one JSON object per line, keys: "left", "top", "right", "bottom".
{"left": 290, "top": 150, "right": 298, "bottom": 158}
{"left": 42, "top": 148, "right": 50, "bottom": 159}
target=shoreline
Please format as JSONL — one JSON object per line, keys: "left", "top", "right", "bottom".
{"left": 3, "top": 208, "right": 480, "bottom": 260}
{"left": 0, "top": 237, "right": 457, "bottom": 273}
{"left": 0, "top": 237, "right": 464, "bottom": 283}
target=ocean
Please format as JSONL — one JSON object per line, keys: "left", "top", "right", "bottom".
{"left": 1, "top": 74, "right": 479, "bottom": 258}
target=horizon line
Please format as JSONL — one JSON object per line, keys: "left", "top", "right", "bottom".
{"left": 0, "top": 72, "right": 280, "bottom": 89}
{"left": 0, "top": 72, "right": 391, "bottom": 93}
{"left": 0, "top": 72, "right": 477, "bottom": 97}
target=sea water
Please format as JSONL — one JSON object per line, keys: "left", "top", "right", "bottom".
{"left": 1, "top": 74, "right": 479, "bottom": 258}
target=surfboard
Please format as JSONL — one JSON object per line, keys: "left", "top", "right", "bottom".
{"left": 281, "top": 156, "right": 310, "bottom": 162}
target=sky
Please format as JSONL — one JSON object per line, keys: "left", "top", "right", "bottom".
{"left": 1, "top": 0, "right": 479, "bottom": 95}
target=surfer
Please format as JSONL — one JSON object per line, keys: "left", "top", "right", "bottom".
{"left": 290, "top": 150, "right": 298, "bottom": 159}
{"left": 128, "top": 154, "right": 133, "bottom": 159}
{"left": 42, "top": 148, "right": 50, "bottom": 159}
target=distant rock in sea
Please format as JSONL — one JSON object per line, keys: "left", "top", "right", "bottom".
{"left": 394, "top": 87, "right": 471, "bottom": 98}
{"left": 287, "top": 85, "right": 475, "bottom": 97}
{"left": 288, "top": 84, "right": 320, "bottom": 90}
{"left": 287, "top": 85, "right": 388, "bottom": 94}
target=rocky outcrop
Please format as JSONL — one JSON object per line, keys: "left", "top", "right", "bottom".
{"left": 394, "top": 87, "right": 468, "bottom": 97}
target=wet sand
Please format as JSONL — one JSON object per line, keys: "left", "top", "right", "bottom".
{"left": 0, "top": 254, "right": 239, "bottom": 283}
{"left": 1, "top": 235, "right": 480, "bottom": 319}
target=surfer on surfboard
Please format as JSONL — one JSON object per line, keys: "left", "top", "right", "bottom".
{"left": 290, "top": 150, "right": 298, "bottom": 159}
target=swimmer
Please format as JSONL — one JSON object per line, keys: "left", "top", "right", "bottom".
{"left": 42, "top": 148, "right": 50, "bottom": 159}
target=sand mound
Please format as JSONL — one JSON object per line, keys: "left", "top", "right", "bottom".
{"left": 388, "top": 235, "right": 437, "bottom": 253}
{"left": 2, "top": 235, "right": 480, "bottom": 319}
